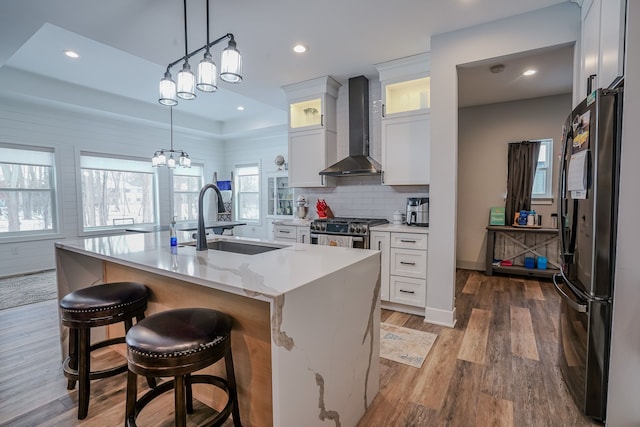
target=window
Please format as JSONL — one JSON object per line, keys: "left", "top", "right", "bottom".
{"left": 172, "top": 164, "right": 204, "bottom": 221}
{"left": 0, "top": 144, "right": 57, "bottom": 236}
{"left": 532, "top": 139, "right": 553, "bottom": 199}
{"left": 80, "top": 153, "right": 156, "bottom": 230}
{"left": 235, "top": 164, "right": 260, "bottom": 222}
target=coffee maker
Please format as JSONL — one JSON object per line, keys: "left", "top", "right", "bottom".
{"left": 406, "top": 197, "right": 429, "bottom": 226}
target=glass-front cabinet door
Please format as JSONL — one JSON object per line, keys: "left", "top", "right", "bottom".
{"left": 383, "top": 76, "right": 430, "bottom": 116}
{"left": 289, "top": 97, "right": 323, "bottom": 129}
{"left": 267, "top": 174, "right": 293, "bottom": 216}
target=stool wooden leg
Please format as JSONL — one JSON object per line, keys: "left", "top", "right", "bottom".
{"left": 175, "top": 375, "right": 187, "bottom": 427}
{"left": 66, "top": 328, "right": 78, "bottom": 390}
{"left": 125, "top": 370, "right": 137, "bottom": 427}
{"left": 77, "top": 327, "right": 90, "bottom": 420}
{"left": 225, "top": 347, "right": 242, "bottom": 427}
{"left": 185, "top": 374, "right": 194, "bottom": 414}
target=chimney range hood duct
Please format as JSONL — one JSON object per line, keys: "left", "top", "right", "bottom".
{"left": 319, "top": 75, "right": 382, "bottom": 176}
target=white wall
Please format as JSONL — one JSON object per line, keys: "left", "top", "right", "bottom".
{"left": 0, "top": 95, "right": 223, "bottom": 277}
{"left": 606, "top": 1, "right": 640, "bottom": 424}
{"left": 429, "top": 2, "right": 580, "bottom": 326}
{"left": 457, "top": 94, "right": 571, "bottom": 270}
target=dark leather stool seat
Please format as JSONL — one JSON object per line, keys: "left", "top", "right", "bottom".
{"left": 60, "top": 282, "right": 151, "bottom": 419}
{"left": 125, "top": 308, "right": 241, "bottom": 427}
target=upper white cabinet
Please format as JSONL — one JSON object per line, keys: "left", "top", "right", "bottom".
{"left": 267, "top": 173, "right": 293, "bottom": 217}
{"left": 375, "top": 53, "right": 430, "bottom": 185}
{"left": 282, "top": 76, "right": 341, "bottom": 188}
{"left": 579, "top": 0, "right": 626, "bottom": 97}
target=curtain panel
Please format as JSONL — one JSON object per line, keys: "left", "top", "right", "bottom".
{"left": 505, "top": 140, "right": 541, "bottom": 225}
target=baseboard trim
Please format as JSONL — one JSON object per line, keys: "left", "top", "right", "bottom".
{"left": 424, "top": 306, "right": 457, "bottom": 328}
{"left": 456, "top": 260, "right": 484, "bottom": 271}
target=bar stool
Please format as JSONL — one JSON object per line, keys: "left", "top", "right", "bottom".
{"left": 59, "top": 282, "right": 152, "bottom": 419}
{"left": 125, "top": 308, "right": 241, "bottom": 427}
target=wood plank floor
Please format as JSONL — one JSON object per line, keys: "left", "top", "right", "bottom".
{"left": 0, "top": 270, "right": 601, "bottom": 426}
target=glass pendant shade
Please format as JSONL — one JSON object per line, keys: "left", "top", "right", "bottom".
{"left": 167, "top": 154, "right": 176, "bottom": 169}
{"left": 158, "top": 72, "right": 178, "bottom": 106}
{"left": 220, "top": 40, "right": 243, "bottom": 83}
{"left": 177, "top": 62, "right": 196, "bottom": 100}
{"left": 197, "top": 52, "right": 218, "bottom": 92}
{"left": 157, "top": 151, "right": 167, "bottom": 166}
{"left": 179, "top": 153, "right": 191, "bottom": 167}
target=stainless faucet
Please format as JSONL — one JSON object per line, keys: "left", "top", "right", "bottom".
{"left": 196, "top": 183, "right": 227, "bottom": 251}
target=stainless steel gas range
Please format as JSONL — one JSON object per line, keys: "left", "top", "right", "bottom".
{"left": 310, "top": 217, "right": 388, "bottom": 249}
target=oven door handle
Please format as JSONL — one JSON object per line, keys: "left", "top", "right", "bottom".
{"left": 310, "top": 233, "right": 364, "bottom": 242}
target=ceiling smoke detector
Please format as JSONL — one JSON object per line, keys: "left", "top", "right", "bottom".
{"left": 489, "top": 64, "right": 505, "bottom": 74}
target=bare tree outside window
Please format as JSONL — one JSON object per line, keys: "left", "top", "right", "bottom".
{"left": 0, "top": 146, "right": 56, "bottom": 235}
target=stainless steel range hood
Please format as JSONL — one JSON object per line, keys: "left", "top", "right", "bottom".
{"left": 319, "top": 76, "right": 382, "bottom": 176}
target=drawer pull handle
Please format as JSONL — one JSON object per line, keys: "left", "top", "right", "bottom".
{"left": 280, "top": 230, "right": 291, "bottom": 234}
{"left": 399, "top": 289, "right": 415, "bottom": 294}
{"left": 400, "top": 239, "right": 416, "bottom": 243}
{"left": 400, "top": 261, "right": 416, "bottom": 266}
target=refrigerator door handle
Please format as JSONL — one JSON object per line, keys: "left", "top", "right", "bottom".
{"left": 553, "top": 274, "right": 588, "bottom": 313}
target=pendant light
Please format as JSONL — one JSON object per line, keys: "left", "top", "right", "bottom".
{"left": 176, "top": 0, "right": 196, "bottom": 100}
{"left": 196, "top": 0, "right": 218, "bottom": 92}
{"left": 152, "top": 107, "right": 191, "bottom": 168}
{"left": 157, "top": 0, "right": 243, "bottom": 106}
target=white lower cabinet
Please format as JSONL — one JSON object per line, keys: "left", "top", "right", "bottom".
{"left": 371, "top": 229, "right": 427, "bottom": 314}
{"left": 273, "top": 222, "right": 310, "bottom": 244}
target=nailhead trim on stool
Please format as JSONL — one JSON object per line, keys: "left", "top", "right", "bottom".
{"left": 125, "top": 308, "right": 242, "bottom": 427}
{"left": 59, "top": 282, "right": 151, "bottom": 420}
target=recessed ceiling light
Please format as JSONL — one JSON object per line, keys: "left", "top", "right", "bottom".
{"left": 523, "top": 69, "right": 537, "bottom": 76}
{"left": 236, "top": 106, "right": 245, "bottom": 111}
{"left": 64, "top": 50, "right": 79, "bottom": 59}
{"left": 489, "top": 64, "right": 505, "bottom": 74}
{"left": 293, "top": 44, "right": 307, "bottom": 54}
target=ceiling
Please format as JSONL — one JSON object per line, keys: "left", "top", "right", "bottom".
{"left": 0, "top": 0, "right": 576, "bottom": 136}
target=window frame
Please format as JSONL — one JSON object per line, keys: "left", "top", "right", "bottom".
{"left": 0, "top": 142, "right": 62, "bottom": 242}
{"left": 170, "top": 163, "right": 204, "bottom": 222}
{"left": 234, "top": 163, "right": 261, "bottom": 224}
{"left": 77, "top": 151, "right": 158, "bottom": 235}
{"left": 532, "top": 138, "right": 554, "bottom": 201}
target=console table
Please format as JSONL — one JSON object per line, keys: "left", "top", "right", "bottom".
{"left": 485, "top": 225, "right": 560, "bottom": 279}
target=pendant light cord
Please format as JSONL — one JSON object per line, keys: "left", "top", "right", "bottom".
{"left": 170, "top": 106, "right": 174, "bottom": 151}
{"left": 206, "top": 0, "right": 211, "bottom": 46}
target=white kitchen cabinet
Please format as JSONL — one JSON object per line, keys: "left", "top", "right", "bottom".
{"left": 579, "top": 0, "right": 626, "bottom": 97}
{"left": 371, "top": 228, "right": 428, "bottom": 314}
{"left": 370, "top": 231, "right": 390, "bottom": 301}
{"left": 380, "top": 112, "right": 430, "bottom": 185}
{"left": 267, "top": 173, "right": 293, "bottom": 217}
{"left": 273, "top": 224, "right": 297, "bottom": 243}
{"left": 375, "top": 54, "right": 430, "bottom": 185}
{"left": 282, "top": 76, "right": 341, "bottom": 188}
{"left": 272, "top": 221, "right": 311, "bottom": 244}
{"left": 297, "top": 226, "right": 310, "bottom": 244}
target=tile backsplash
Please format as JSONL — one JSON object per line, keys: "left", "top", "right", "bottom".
{"left": 295, "top": 175, "right": 428, "bottom": 221}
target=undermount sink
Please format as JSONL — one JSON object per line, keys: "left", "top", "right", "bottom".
{"left": 183, "top": 239, "right": 285, "bottom": 255}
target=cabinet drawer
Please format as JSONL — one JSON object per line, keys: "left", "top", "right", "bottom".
{"left": 390, "top": 276, "right": 426, "bottom": 308}
{"left": 274, "top": 225, "right": 296, "bottom": 241}
{"left": 390, "top": 233, "right": 428, "bottom": 250}
{"left": 390, "top": 248, "right": 427, "bottom": 279}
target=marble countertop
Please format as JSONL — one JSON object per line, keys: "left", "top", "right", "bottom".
{"left": 54, "top": 231, "right": 377, "bottom": 300}
{"left": 370, "top": 223, "right": 429, "bottom": 233}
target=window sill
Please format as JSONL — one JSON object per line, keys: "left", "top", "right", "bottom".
{"left": 532, "top": 198, "right": 554, "bottom": 206}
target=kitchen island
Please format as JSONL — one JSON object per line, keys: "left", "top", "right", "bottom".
{"left": 54, "top": 231, "right": 381, "bottom": 427}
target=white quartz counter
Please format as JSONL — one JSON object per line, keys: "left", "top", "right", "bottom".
{"left": 271, "top": 218, "right": 311, "bottom": 226}
{"left": 55, "top": 231, "right": 381, "bottom": 427}
{"left": 370, "top": 223, "right": 429, "bottom": 233}
{"left": 55, "top": 231, "right": 375, "bottom": 301}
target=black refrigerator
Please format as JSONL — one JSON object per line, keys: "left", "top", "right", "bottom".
{"left": 553, "top": 85, "right": 623, "bottom": 422}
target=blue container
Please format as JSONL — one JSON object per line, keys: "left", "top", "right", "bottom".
{"left": 537, "top": 256, "right": 548, "bottom": 270}
{"left": 518, "top": 210, "right": 529, "bottom": 225}
{"left": 524, "top": 257, "right": 535, "bottom": 269}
